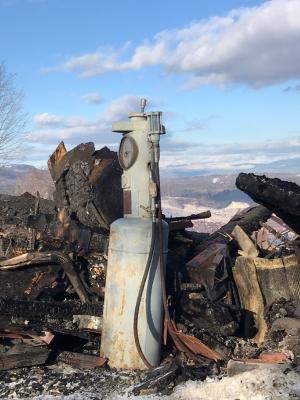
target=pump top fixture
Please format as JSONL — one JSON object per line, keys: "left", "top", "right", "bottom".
{"left": 140, "top": 98, "right": 146, "bottom": 113}
{"left": 111, "top": 98, "right": 165, "bottom": 219}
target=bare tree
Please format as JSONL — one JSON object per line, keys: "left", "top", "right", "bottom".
{"left": 0, "top": 63, "right": 26, "bottom": 164}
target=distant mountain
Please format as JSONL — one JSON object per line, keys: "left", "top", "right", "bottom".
{"left": 161, "top": 157, "right": 300, "bottom": 177}
{"left": 161, "top": 173, "right": 300, "bottom": 208}
{"left": 0, "top": 164, "right": 54, "bottom": 199}
{"left": 252, "top": 157, "right": 300, "bottom": 173}
{"left": 1, "top": 163, "right": 300, "bottom": 208}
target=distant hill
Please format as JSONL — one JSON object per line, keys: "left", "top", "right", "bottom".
{"left": 161, "top": 157, "right": 300, "bottom": 177}
{"left": 0, "top": 164, "right": 54, "bottom": 199}
{"left": 161, "top": 173, "right": 300, "bottom": 208}
{"left": 1, "top": 164, "right": 300, "bottom": 208}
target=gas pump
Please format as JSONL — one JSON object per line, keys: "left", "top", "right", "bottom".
{"left": 100, "top": 99, "right": 169, "bottom": 370}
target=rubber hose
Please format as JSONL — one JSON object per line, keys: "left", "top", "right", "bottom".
{"left": 133, "top": 219, "right": 156, "bottom": 369}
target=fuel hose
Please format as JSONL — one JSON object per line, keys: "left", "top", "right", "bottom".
{"left": 133, "top": 219, "right": 156, "bottom": 369}
{"left": 134, "top": 157, "right": 196, "bottom": 369}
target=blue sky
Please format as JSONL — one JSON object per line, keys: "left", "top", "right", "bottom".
{"left": 1, "top": 0, "right": 300, "bottom": 175}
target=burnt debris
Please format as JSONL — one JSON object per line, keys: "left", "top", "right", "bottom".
{"left": 0, "top": 146, "right": 300, "bottom": 397}
{"left": 236, "top": 172, "right": 300, "bottom": 235}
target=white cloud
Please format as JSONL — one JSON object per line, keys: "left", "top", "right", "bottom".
{"left": 28, "top": 95, "right": 142, "bottom": 145}
{"left": 181, "top": 136, "right": 300, "bottom": 157}
{"left": 27, "top": 94, "right": 300, "bottom": 173}
{"left": 160, "top": 135, "right": 300, "bottom": 173}
{"left": 48, "top": 0, "right": 300, "bottom": 88}
{"left": 32, "top": 112, "right": 64, "bottom": 127}
{"left": 81, "top": 92, "right": 104, "bottom": 104}
{"left": 48, "top": 42, "right": 131, "bottom": 77}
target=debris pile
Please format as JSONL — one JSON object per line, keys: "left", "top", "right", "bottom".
{"left": 0, "top": 143, "right": 300, "bottom": 398}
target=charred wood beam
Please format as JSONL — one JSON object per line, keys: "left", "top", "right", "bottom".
{"left": 195, "top": 205, "right": 272, "bottom": 254}
{"left": 0, "top": 340, "right": 50, "bottom": 371}
{"left": 0, "top": 298, "right": 102, "bottom": 321}
{"left": 0, "top": 261, "right": 61, "bottom": 299}
{"left": 166, "top": 211, "right": 211, "bottom": 222}
{"left": 236, "top": 173, "right": 300, "bottom": 234}
{"left": 0, "top": 251, "right": 91, "bottom": 303}
{"left": 48, "top": 142, "right": 123, "bottom": 233}
{"left": 132, "top": 362, "right": 214, "bottom": 396}
{"left": 169, "top": 220, "right": 193, "bottom": 231}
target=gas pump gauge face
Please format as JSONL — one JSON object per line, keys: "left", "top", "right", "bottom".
{"left": 118, "top": 136, "right": 138, "bottom": 170}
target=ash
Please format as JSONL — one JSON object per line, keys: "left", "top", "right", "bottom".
{"left": 2, "top": 365, "right": 299, "bottom": 400}
{"left": 0, "top": 364, "right": 140, "bottom": 399}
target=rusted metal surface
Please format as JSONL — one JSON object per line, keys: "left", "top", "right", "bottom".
{"left": 123, "top": 190, "right": 132, "bottom": 215}
{"left": 174, "top": 331, "right": 223, "bottom": 362}
{"left": 101, "top": 218, "right": 168, "bottom": 369}
{"left": 259, "top": 352, "right": 290, "bottom": 363}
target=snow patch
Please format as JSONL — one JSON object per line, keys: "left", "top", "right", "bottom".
{"left": 114, "top": 368, "right": 300, "bottom": 400}
{"left": 225, "top": 201, "right": 249, "bottom": 210}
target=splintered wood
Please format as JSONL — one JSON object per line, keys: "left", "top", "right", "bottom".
{"left": 233, "top": 254, "right": 300, "bottom": 342}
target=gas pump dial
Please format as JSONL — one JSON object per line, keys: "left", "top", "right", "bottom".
{"left": 118, "top": 136, "right": 138, "bottom": 170}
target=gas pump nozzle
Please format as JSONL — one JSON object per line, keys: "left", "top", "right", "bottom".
{"left": 147, "top": 112, "right": 165, "bottom": 163}
{"left": 147, "top": 111, "right": 165, "bottom": 221}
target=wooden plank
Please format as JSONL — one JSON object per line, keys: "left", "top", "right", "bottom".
{"left": 232, "top": 225, "right": 259, "bottom": 257}
{"left": 186, "top": 243, "right": 227, "bottom": 289}
{"left": 233, "top": 256, "right": 267, "bottom": 343}
{"left": 254, "top": 257, "right": 291, "bottom": 307}
{"left": 57, "top": 351, "right": 107, "bottom": 368}
{"left": 283, "top": 254, "right": 300, "bottom": 301}
{"left": 0, "top": 341, "right": 50, "bottom": 371}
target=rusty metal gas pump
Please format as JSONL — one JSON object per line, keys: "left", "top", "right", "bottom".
{"left": 100, "top": 99, "right": 168, "bottom": 369}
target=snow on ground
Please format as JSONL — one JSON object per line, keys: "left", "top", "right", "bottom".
{"left": 21, "top": 367, "right": 300, "bottom": 400}
{"left": 162, "top": 197, "right": 250, "bottom": 233}
{"left": 171, "top": 368, "right": 300, "bottom": 400}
